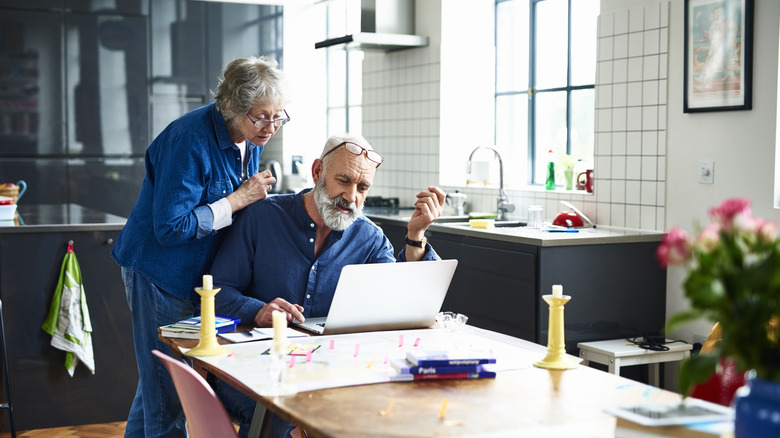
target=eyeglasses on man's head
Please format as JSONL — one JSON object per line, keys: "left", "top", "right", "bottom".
{"left": 246, "top": 109, "right": 290, "bottom": 128}
{"left": 322, "top": 141, "right": 383, "bottom": 167}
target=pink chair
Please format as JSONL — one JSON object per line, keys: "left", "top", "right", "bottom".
{"left": 152, "top": 350, "right": 239, "bottom": 438}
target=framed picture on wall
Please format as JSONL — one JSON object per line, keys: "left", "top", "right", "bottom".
{"left": 683, "top": 0, "right": 754, "bottom": 113}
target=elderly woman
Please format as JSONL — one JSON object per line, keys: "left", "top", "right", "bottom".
{"left": 112, "top": 56, "right": 290, "bottom": 437}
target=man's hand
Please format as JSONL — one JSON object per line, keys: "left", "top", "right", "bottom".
{"left": 407, "top": 186, "right": 446, "bottom": 241}
{"left": 253, "top": 298, "right": 305, "bottom": 327}
{"left": 227, "top": 169, "right": 277, "bottom": 212}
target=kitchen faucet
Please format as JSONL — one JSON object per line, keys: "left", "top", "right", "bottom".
{"left": 467, "top": 146, "right": 515, "bottom": 221}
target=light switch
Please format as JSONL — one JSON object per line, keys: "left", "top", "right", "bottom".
{"left": 699, "top": 160, "right": 714, "bottom": 184}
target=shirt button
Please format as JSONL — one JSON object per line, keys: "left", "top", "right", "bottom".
{"left": 222, "top": 190, "right": 226, "bottom": 194}
{"left": 309, "top": 238, "right": 314, "bottom": 243}
{"left": 306, "top": 294, "right": 311, "bottom": 299}
{"left": 310, "top": 265, "right": 315, "bottom": 270}
{"left": 310, "top": 223, "right": 315, "bottom": 228}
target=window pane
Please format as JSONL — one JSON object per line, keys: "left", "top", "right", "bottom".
{"left": 534, "top": 90, "right": 567, "bottom": 184}
{"left": 327, "top": 107, "right": 346, "bottom": 137}
{"left": 570, "top": 89, "right": 595, "bottom": 160}
{"left": 571, "top": 0, "right": 599, "bottom": 86}
{"left": 496, "top": 0, "right": 529, "bottom": 92}
{"left": 327, "top": 49, "right": 346, "bottom": 107}
{"left": 348, "top": 106, "right": 362, "bottom": 135}
{"left": 535, "top": 0, "right": 568, "bottom": 90}
{"left": 496, "top": 94, "right": 528, "bottom": 186}
{"left": 347, "top": 51, "right": 363, "bottom": 106}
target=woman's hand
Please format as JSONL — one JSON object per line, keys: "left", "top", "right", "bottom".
{"left": 227, "top": 169, "right": 276, "bottom": 212}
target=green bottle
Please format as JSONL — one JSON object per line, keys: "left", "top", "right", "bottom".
{"left": 545, "top": 161, "right": 556, "bottom": 190}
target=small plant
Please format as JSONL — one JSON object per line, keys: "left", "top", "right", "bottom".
{"left": 658, "top": 198, "right": 780, "bottom": 395}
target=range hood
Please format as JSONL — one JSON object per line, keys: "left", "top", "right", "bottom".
{"left": 314, "top": 0, "right": 428, "bottom": 51}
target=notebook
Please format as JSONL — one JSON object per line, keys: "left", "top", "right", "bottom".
{"left": 293, "top": 259, "right": 458, "bottom": 335}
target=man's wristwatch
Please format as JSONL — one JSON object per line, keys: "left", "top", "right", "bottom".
{"left": 404, "top": 234, "right": 427, "bottom": 248}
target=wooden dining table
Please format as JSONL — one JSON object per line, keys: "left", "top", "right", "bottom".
{"left": 160, "top": 325, "right": 694, "bottom": 438}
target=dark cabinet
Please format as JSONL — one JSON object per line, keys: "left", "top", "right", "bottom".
{"left": 0, "top": 226, "right": 134, "bottom": 431}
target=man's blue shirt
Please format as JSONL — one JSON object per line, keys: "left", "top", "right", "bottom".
{"left": 211, "top": 189, "right": 440, "bottom": 324}
{"left": 111, "top": 103, "right": 263, "bottom": 299}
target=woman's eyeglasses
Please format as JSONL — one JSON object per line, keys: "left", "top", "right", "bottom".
{"left": 246, "top": 109, "right": 290, "bottom": 128}
{"left": 322, "top": 142, "right": 383, "bottom": 167}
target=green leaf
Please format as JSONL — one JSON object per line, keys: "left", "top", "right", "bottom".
{"left": 678, "top": 353, "right": 720, "bottom": 396}
{"left": 665, "top": 309, "right": 707, "bottom": 334}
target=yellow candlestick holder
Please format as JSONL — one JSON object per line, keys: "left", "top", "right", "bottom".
{"left": 534, "top": 294, "right": 580, "bottom": 370}
{"left": 186, "top": 285, "right": 230, "bottom": 357}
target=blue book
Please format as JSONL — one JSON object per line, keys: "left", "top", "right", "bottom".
{"left": 391, "top": 359, "right": 486, "bottom": 375}
{"left": 159, "top": 315, "right": 240, "bottom": 339}
{"left": 405, "top": 350, "right": 497, "bottom": 367}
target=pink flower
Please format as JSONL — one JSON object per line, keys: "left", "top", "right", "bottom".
{"left": 694, "top": 223, "right": 721, "bottom": 253}
{"left": 756, "top": 218, "right": 779, "bottom": 243}
{"left": 709, "top": 198, "right": 751, "bottom": 231}
{"left": 657, "top": 227, "right": 693, "bottom": 267}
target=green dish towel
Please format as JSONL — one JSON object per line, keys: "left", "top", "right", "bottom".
{"left": 41, "top": 243, "right": 95, "bottom": 376}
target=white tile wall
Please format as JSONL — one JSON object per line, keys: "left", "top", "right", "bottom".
{"left": 362, "top": 1, "right": 668, "bottom": 232}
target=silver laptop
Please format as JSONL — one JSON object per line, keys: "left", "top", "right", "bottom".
{"left": 293, "top": 259, "right": 458, "bottom": 335}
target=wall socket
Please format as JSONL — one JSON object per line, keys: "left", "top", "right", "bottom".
{"left": 699, "top": 160, "right": 714, "bottom": 184}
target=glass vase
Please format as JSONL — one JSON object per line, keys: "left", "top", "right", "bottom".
{"left": 734, "top": 375, "right": 780, "bottom": 438}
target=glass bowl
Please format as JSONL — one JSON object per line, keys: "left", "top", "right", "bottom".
{"left": 435, "top": 311, "right": 468, "bottom": 331}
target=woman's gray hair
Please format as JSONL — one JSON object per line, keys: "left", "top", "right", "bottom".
{"left": 213, "top": 56, "right": 288, "bottom": 123}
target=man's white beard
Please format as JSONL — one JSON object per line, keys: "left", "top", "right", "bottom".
{"left": 313, "top": 180, "right": 363, "bottom": 231}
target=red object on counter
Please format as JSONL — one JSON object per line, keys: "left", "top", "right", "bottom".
{"left": 552, "top": 211, "right": 584, "bottom": 228}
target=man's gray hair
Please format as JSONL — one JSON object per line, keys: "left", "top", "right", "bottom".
{"left": 319, "top": 134, "right": 374, "bottom": 160}
{"left": 213, "top": 56, "right": 289, "bottom": 123}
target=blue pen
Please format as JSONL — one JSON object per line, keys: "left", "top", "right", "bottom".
{"left": 545, "top": 229, "right": 579, "bottom": 233}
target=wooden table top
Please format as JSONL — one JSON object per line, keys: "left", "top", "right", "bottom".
{"left": 161, "top": 326, "right": 684, "bottom": 437}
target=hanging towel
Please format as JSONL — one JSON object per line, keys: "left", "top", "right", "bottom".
{"left": 42, "top": 242, "right": 95, "bottom": 376}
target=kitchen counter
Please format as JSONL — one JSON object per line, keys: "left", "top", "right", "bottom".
{"left": 1, "top": 203, "right": 126, "bottom": 233}
{"left": 364, "top": 207, "right": 664, "bottom": 246}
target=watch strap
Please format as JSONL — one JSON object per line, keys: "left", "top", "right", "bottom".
{"left": 404, "top": 234, "right": 427, "bottom": 248}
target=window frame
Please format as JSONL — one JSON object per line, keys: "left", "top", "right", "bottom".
{"left": 494, "top": 0, "right": 596, "bottom": 187}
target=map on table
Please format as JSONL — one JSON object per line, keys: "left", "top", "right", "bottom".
{"left": 185, "top": 328, "right": 540, "bottom": 396}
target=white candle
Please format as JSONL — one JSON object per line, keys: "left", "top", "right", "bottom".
{"left": 552, "top": 284, "right": 563, "bottom": 298}
{"left": 203, "top": 274, "right": 213, "bottom": 290}
{"left": 272, "top": 310, "right": 286, "bottom": 350}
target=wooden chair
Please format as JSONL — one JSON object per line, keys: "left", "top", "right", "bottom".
{"left": 152, "top": 350, "right": 238, "bottom": 438}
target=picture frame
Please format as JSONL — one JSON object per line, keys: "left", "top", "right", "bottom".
{"left": 683, "top": 0, "right": 753, "bottom": 113}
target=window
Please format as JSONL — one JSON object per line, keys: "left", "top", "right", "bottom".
{"left": 324, "top": 0, "right": 363, "bottom": 137}
{"left": 495, "top": 0, "right": 598, "bottom": 187}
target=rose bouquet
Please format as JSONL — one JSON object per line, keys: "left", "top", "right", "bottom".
{"left": 658, "top": 198, "right": 780, "bottom": 395}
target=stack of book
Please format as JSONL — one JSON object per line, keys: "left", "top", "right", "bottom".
{"left": 391, "top": 350, "right": 497, "bottom": 381}
{"left": 159, "top": 315, "right": 240, "bottom": 339}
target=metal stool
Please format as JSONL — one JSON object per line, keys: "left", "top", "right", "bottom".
{"left": 0, "top": 299, "right": 16, "bottom": 437}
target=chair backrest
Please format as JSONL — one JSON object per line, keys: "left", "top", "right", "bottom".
{"left": 152, "top": 350, "right": 238, "bottom": 438}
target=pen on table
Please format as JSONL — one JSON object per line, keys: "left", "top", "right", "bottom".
{"left": 242, "top": 329, "right": 254, "bottom": 337}
{"left": 544, "top": 229, "right": 579, "bottom": 233}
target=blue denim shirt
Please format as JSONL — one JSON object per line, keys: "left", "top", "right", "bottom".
{"left": 211, "top": 189, "right": 440, "bottom": 324}
{"left": 111, "top": 103, "right": 263, "bottom": 300}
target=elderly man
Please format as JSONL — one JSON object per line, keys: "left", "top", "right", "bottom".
{"left": 210, "top": 133, "right": 445, "bottom": 437}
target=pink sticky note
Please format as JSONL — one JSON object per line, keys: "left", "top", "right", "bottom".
{"left": 414, "top": 337, "right": 421, "bottom": 347}
{"left": 384, "top": 353, "right": 389, "bottom": 364}
{"left": 306, "top": 351, "right": 312, "bottom": 362}
{"left": 354, "top": 344, "right": 360, "bottom": 357}
{"left": 398, "top": 335, "right": 404, "bottom": 347}
{"left": 289, "top": 356, "right": 295, "bottom": 368}
{"left": 329, "top": 339, "right": 335, "bottom": 350}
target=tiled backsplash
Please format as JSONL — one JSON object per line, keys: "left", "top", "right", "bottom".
{"left": 363, "top": 2, "right": 668, "bottom": 231}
